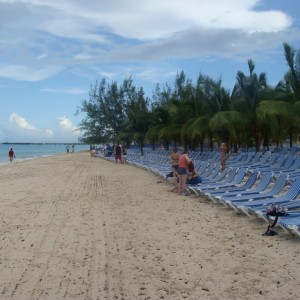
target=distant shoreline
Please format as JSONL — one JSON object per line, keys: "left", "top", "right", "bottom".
{"left": 2, "top": 142, "right": 86, "bottom": 145}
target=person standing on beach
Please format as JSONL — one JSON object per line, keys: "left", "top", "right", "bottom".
{"left": 168, "top": 147, "right": 180, "bottom": 190}
{"left": 177, "top": 149, "right": 191, "bottom": 195}
{"left": 115, "top": 143, "right": 122, "bottom": 164}
{"left": 220, "top": 143, "right": 228, "bottom": 172}
{"left": 169, "top": 147, "right": 180, "bottom": 177}
{"left": 8, "top": 148, "right": 15, "bottom": 163}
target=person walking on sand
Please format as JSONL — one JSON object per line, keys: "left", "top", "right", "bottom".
{"left": 177, "top": 149, "right": 191, "bottom": 196}
{"left": 8, "top": 148, "right": 15, "bottom": 163}
{"left": 220, "top": 143, "right": 228, "bottom": 172}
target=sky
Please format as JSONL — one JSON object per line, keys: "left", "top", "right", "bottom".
{"left": 0, "top": 0, "right": 300, "bottom": 143}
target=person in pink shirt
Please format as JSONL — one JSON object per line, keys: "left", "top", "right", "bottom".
{"left": 177, "top": 149, "right": 191, "bottom": 195}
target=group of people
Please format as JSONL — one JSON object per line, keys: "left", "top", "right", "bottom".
{"left": 66, "top": 144, "right": 75, "bottom": 153}
{"left": 168, "top": 142, "right": 229, "bottom": 196}
{"left": 89, "top": 143, "right": 127, "bottom": 163}
{"left": 168, "top": 147, "right": 202, "bottom": 196}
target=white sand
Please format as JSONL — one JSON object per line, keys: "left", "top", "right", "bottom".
{"left": 0, "top": 152, "right": 299, "bottom": 300}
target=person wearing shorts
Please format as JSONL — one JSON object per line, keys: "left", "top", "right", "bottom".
{"left": 177, "top": 149, "right": 191, "bottom": 195}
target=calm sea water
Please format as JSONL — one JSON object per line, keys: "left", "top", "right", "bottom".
{"left": 0, "top": 143, "right": 89, "bottom": 165}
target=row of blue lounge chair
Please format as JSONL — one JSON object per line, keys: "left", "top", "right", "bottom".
{"left": 101, "top": 147, "right": 300, "bottom": 238}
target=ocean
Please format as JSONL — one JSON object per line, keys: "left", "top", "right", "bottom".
{"left": 0, "top": 143, "right": 89, "bottom": 165}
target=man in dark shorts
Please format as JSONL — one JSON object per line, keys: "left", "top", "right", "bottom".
{"left": 115, "top": 143, "right": 122, "bottom": 164}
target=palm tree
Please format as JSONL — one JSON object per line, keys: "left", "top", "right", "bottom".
{"left": 231, "top": 59, "right": 268, "bottom": 151}
{"left": 184, "top": 74, "right": 231, "bottom": 151}
{"left": 257, "top": 43, "right": 300, "bottom": 148}
{"left": 283, "top": 43, "right": 300, "bottom": 99}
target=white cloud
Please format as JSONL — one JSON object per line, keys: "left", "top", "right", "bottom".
{"left": 9, "top": 113, "right": 36, "bottom": 130}
{"left": 59, "top": 116, "right": 80, "bottom": 135}
{"left": 0, "top": 0, "right": 298, "bottom": 83}
{"left": 0, "top": 64, "right": 63, "bottom": 81}
{"left": 13, "top": 0, "right": 291, "bottom": 39}
{"left": 8, "top": 113, "right": 55, "bottom": 141}
{"left": 41, "top": 87, "right": 87, "bottom": 95}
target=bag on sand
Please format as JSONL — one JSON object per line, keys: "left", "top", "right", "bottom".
{"left": 262, "top": 203, "right": 288, "bottom": 236}
{"left": 166, "top": 171, "right": 174, "bottom": 178}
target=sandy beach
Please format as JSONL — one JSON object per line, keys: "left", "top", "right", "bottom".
{"left": 0, "top": 152, "right": 299, "bottom": 300}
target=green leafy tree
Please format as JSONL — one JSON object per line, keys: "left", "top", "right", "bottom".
{"left": 257, "top": 43, "right": 300, "bottom": 147}
{"left": 206, "top": 60, "right": 270, "bottom": 152}
{"left": 76, "top": 79, "right": 126, "bottom": 143}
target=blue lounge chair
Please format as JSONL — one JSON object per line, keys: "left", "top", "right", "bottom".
{"left": 225, "top": 173, "right": 288, "bottom": 209}
{"left": 237, "top": 177, "right": 300, "bottom": 217}
{"left": 255, "top": 154, "right": 286, "bottom": 173}
{"left": 279, "top": 215, "right": 300, "bottom": 237}
{"left": 191, "top": 168, "right": 248, "bottom": 195}
{"left": 227, "top": 152, "right": 255, "bottom": 167}
{"left": 205, "top": 170, "right": 259, "bottom": 202}
{"left": 189, "top": 167, "right": 236, "bottom": 195}
{"left": 277, "top": 156, "right": 300, "bottom": 174}
{"left": 202, "top": 167, "right": 232, "bottom": 185}
{"left": 216, "top": 172, "right": 273, "bottom": 203}
{"left": 200, "top": 164, "right": 221, "bottom": 182}
{"left": 197, "top": 161, "right": 210, "bottom": 176}
{"left": 200, "top": 163, "right": 217, "bottom": 178}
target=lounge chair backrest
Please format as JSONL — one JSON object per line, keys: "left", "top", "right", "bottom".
{"left": 201, "top": 163, "right": 218, "bottom": 177}
{"left": 274, "top": 154, "right": 286, "bottom": 168}
{"left": 268, "top": 173, "right": 288, "bottom": 195}
{"left": 231, "top": 168, "right": 248, "bottom": 184}
{"left": 283, "top": 177, "right": 300, "bottom": 199}
{"left": 206, "top": 164, "right": 221, "bottom": 179}
{"left": 256, "top": 152, "right": 270, "bottom": 165}
{"left": 223, "top": 168, "right": 239, "bottom": 183}
{"left": 210, "top": 167, "right": 228, "bottom": 182}
{"left": 268, "top": 153, "right": 278, "bottom": 164}
{"left": 289, "top": 145, "right": 299, "bottom": 156}
{"left": 254, "top": 172, "right": 273, "bottom": 192}
{"left": 250, "top": 152, "right": 263, "bottom": 164}
{"left": 242, "top": 170, "right": 259, "bottom": 189}
{"left": 197, "top": 161, "right": 209, "bottom": 175}
{"left": 290, "top": 156, "right": 300, "bottom": 170}
{"left": 281, "top": 155, "right": 294, "bottom": 169}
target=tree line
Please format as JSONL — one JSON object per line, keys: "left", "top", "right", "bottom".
{"left": 76, "top": 43, "right": 300, "bottom": 153}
